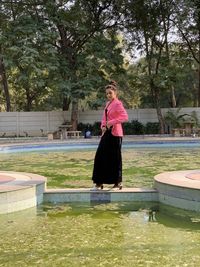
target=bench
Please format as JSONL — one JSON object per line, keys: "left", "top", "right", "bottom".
{"left": 66, "top": 131, "right": 82, "bottom": 138}
{"left": 47, "top": 131, "right": 60, "bottom": 140}
{"left": 172, "top": 128, "right": 186, "bottom": 137}
{"left": 48, "top": 130, "right": 82, "bottom": 140}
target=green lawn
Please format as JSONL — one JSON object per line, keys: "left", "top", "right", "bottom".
{"left": 0, "top": 147, "right": 200, "bottom": 188}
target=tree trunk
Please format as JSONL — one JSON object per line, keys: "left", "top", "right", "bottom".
{"left": 25, "top": 87, "right": 32, "bottom": 111}
{"left": 150, "top": 80, "right": 165, "bottom": 134}
{"left": 171, "top": 85, "right": 176, "bottom": 108}
{"left": 156, "top": 106, "right": 165, "bottom": 134}
{"left": 0, "top": 55, "right": 11, "bottom": 111}
{"left": 198, "top": 29, "right": 200, "bottom": 106}
{"left": 198, "top": 66, "right": 200, "bottom": 107}
{"left": 71, "top": 100, "right": 78, "bottom": 130}
{"left": 63, "top": 97, "right": 71, "bottom": 111}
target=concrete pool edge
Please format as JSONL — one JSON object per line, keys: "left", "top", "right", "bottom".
{"left": 1, "top": 169, "right": 200, "bottom": 213}
{"left": 154, "top": 170, "right": 200, "bottom": 212}
{"left": 0, "top": 170, "right": 158, "bottom": 214}
{"left": 44, "top": 188, "right": 158, "bottom": 203}
{"left": 0, "top": 171, "right": 46, "bottom": 214}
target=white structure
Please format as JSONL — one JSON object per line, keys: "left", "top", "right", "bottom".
{"left": 0, "top": 108, "right": 199, "bottom": 137}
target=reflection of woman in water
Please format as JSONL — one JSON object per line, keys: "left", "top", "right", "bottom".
{"left": 91, "top": 80, "right": 128, "bottom": 190}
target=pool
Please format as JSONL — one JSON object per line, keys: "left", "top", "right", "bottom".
{"left": 0, "top": 202, "right": 200, "bottom": 267}
{"left": 1, "top": 140, "right": 200, "bottom": 266}
{"left": 1, "top": 139, "right": 200, "bottom": 153}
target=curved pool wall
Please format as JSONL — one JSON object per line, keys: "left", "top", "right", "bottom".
{"left": 1, "top": 140, "right": 200, "bottom": 214}
{"left": 0, "top": 171, "right": 46, "bottom": 214}
{"left": 154, "top": 170, "right": 200, "bottom": 212}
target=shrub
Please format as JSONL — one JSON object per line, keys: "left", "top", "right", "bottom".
{"left": 92, "top": 121, "right": 101, "bottom": 136}
{"left": 78, "top": 120, "right": 160, "bottom": 136}
{"left": 123, "top": 120, "right": 145, "bottom": 135}
{"left": 123, "top": 120, "right": 144, "bottom": 135}
{"left": 132, "top": 120, "right": 145, "bottom": 134}
{"left": 145, "top": 122, "right": 160, "bottom": 134}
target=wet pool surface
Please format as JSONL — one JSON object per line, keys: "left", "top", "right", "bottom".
{"left": 0, "top": 202, "right": 200, "bottom": 267}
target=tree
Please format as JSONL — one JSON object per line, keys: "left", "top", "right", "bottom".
{"left": 42, "top": 0, "right": 123, "bottom": 129}
{"left": 0, "top": 2, "right": 11, "bottom": 111}
{"left": 0, "top": 0, "right": 60, "bottom": 111}
{"left": 0, "top": 0, "right": 125, "bottom": 118}
{"left": 123, "top": 0, "right": 177, "bottom": 133}
{"left": 173, "top": 0, "right": 200, "bottom": 105}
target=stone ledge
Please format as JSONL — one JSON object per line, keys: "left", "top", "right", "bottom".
{"left": 154, "top": 170, "right": 200, "bottom": 211}
{"left": 44, "top": 188, "right": 159, "bottom": 203}
{"left": 154, "top": 170, "right": 200, "bottom": 189}
{"left": 0, "top": 171, "right": 46, "bottom": 214}
{"left": 45, "top": 188, "right": 157, "bottom": 193}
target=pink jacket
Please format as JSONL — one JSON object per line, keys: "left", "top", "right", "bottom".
{"left": 101, "top": 98, "right": 128, "bottom": 137}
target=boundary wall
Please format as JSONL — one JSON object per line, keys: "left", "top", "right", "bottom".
{"left": 0, "top": 108, "right": 200, "bottom": 137}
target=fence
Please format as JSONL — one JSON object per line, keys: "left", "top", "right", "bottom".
{"left": 0, "top": 108, "right": 199, "bottom": 137}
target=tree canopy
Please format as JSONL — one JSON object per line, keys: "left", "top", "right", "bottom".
{"left": 0, "top": 0, "right": 199, "bottom": 132}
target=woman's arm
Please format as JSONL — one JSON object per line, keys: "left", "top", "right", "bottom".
{"left": 101, "top": 111, "right": 106, "bottom": 129}
{"left": 107, "top": 101, "right": 128, "bottom": 126}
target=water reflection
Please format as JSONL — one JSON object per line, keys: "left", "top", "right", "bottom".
{"left": 0, "top": 202, "right": 200, "bottom": 267}
{"left": 40, "top": 202, "right": 200, "bottom": 230}
{"left": 155, "top": 204, "right": 200, "bottom": 231}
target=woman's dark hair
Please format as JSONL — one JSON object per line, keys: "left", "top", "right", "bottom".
{"left": 109, "top": 80, "right": 117, "bottom": 87}
{"left": 105, "top": 80, "right": 118, "bottom": 91}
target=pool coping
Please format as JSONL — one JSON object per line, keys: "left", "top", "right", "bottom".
{"left": 154, "top": 170, "right": 200, "bottom": 190}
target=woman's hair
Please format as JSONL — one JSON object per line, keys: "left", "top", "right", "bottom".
{"left": 105, "top": 80, "right": 118, "bottom": 91}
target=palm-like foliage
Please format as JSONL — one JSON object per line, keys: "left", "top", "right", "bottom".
{"left": 164, "top": 108, "right": 199, "bottom": 129}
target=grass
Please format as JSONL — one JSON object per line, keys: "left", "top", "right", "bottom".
{"left": 0, "top": 147, "right": 200, "bottom": 188}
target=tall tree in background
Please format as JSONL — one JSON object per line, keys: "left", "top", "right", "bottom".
{"left": 0, "top": 0, "right": 60, "bottom": 111}
{"left": 124, "top": 0, "right": 176, "bottom": 133}
{"left": 0, "top": 2, "right": 11, "bottom": 111}
{"left": 173, "top": 0, "right": 200, "bottom": 105}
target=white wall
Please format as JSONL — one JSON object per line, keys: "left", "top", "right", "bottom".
{"left": 0, "top": 111, "right": 71, "bottom": 137}
{"left": 0, "top": 108, "right": 200, "bottom": 137}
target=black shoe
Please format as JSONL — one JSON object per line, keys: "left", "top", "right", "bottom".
{"left": 97, "top": 184, "right": 103, "bottom": 189}
{"left": 112, "top": 183, "right": 122, "bottom": 190}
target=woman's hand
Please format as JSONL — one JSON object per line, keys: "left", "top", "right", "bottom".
{"left": 106, "top": 123, "right": 111, "bottom": 129}
{"left": 101, "top": 126, "right": 106, "bottom": 136}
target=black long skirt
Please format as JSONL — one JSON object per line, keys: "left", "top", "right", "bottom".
{"left": 92, "top": 130, "right": 122, "bottom": 185}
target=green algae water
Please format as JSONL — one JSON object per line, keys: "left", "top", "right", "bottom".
{"left": 0, "top": 202, "right": 200, "bottom": 267}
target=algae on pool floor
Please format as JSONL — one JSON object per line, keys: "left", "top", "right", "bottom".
{"left": 0, "top": 202, "right": 200, "bottom": 267}
{"left": 0, "top": 147, "right": 200, "bottom": 188}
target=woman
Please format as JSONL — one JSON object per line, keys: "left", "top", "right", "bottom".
{"left": 91, "top": 81, "right": 128, "bottom": 190}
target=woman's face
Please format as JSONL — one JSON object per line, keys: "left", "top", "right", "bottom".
{"left": 106, "top": 88, "right": 117, "bottom": 101}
